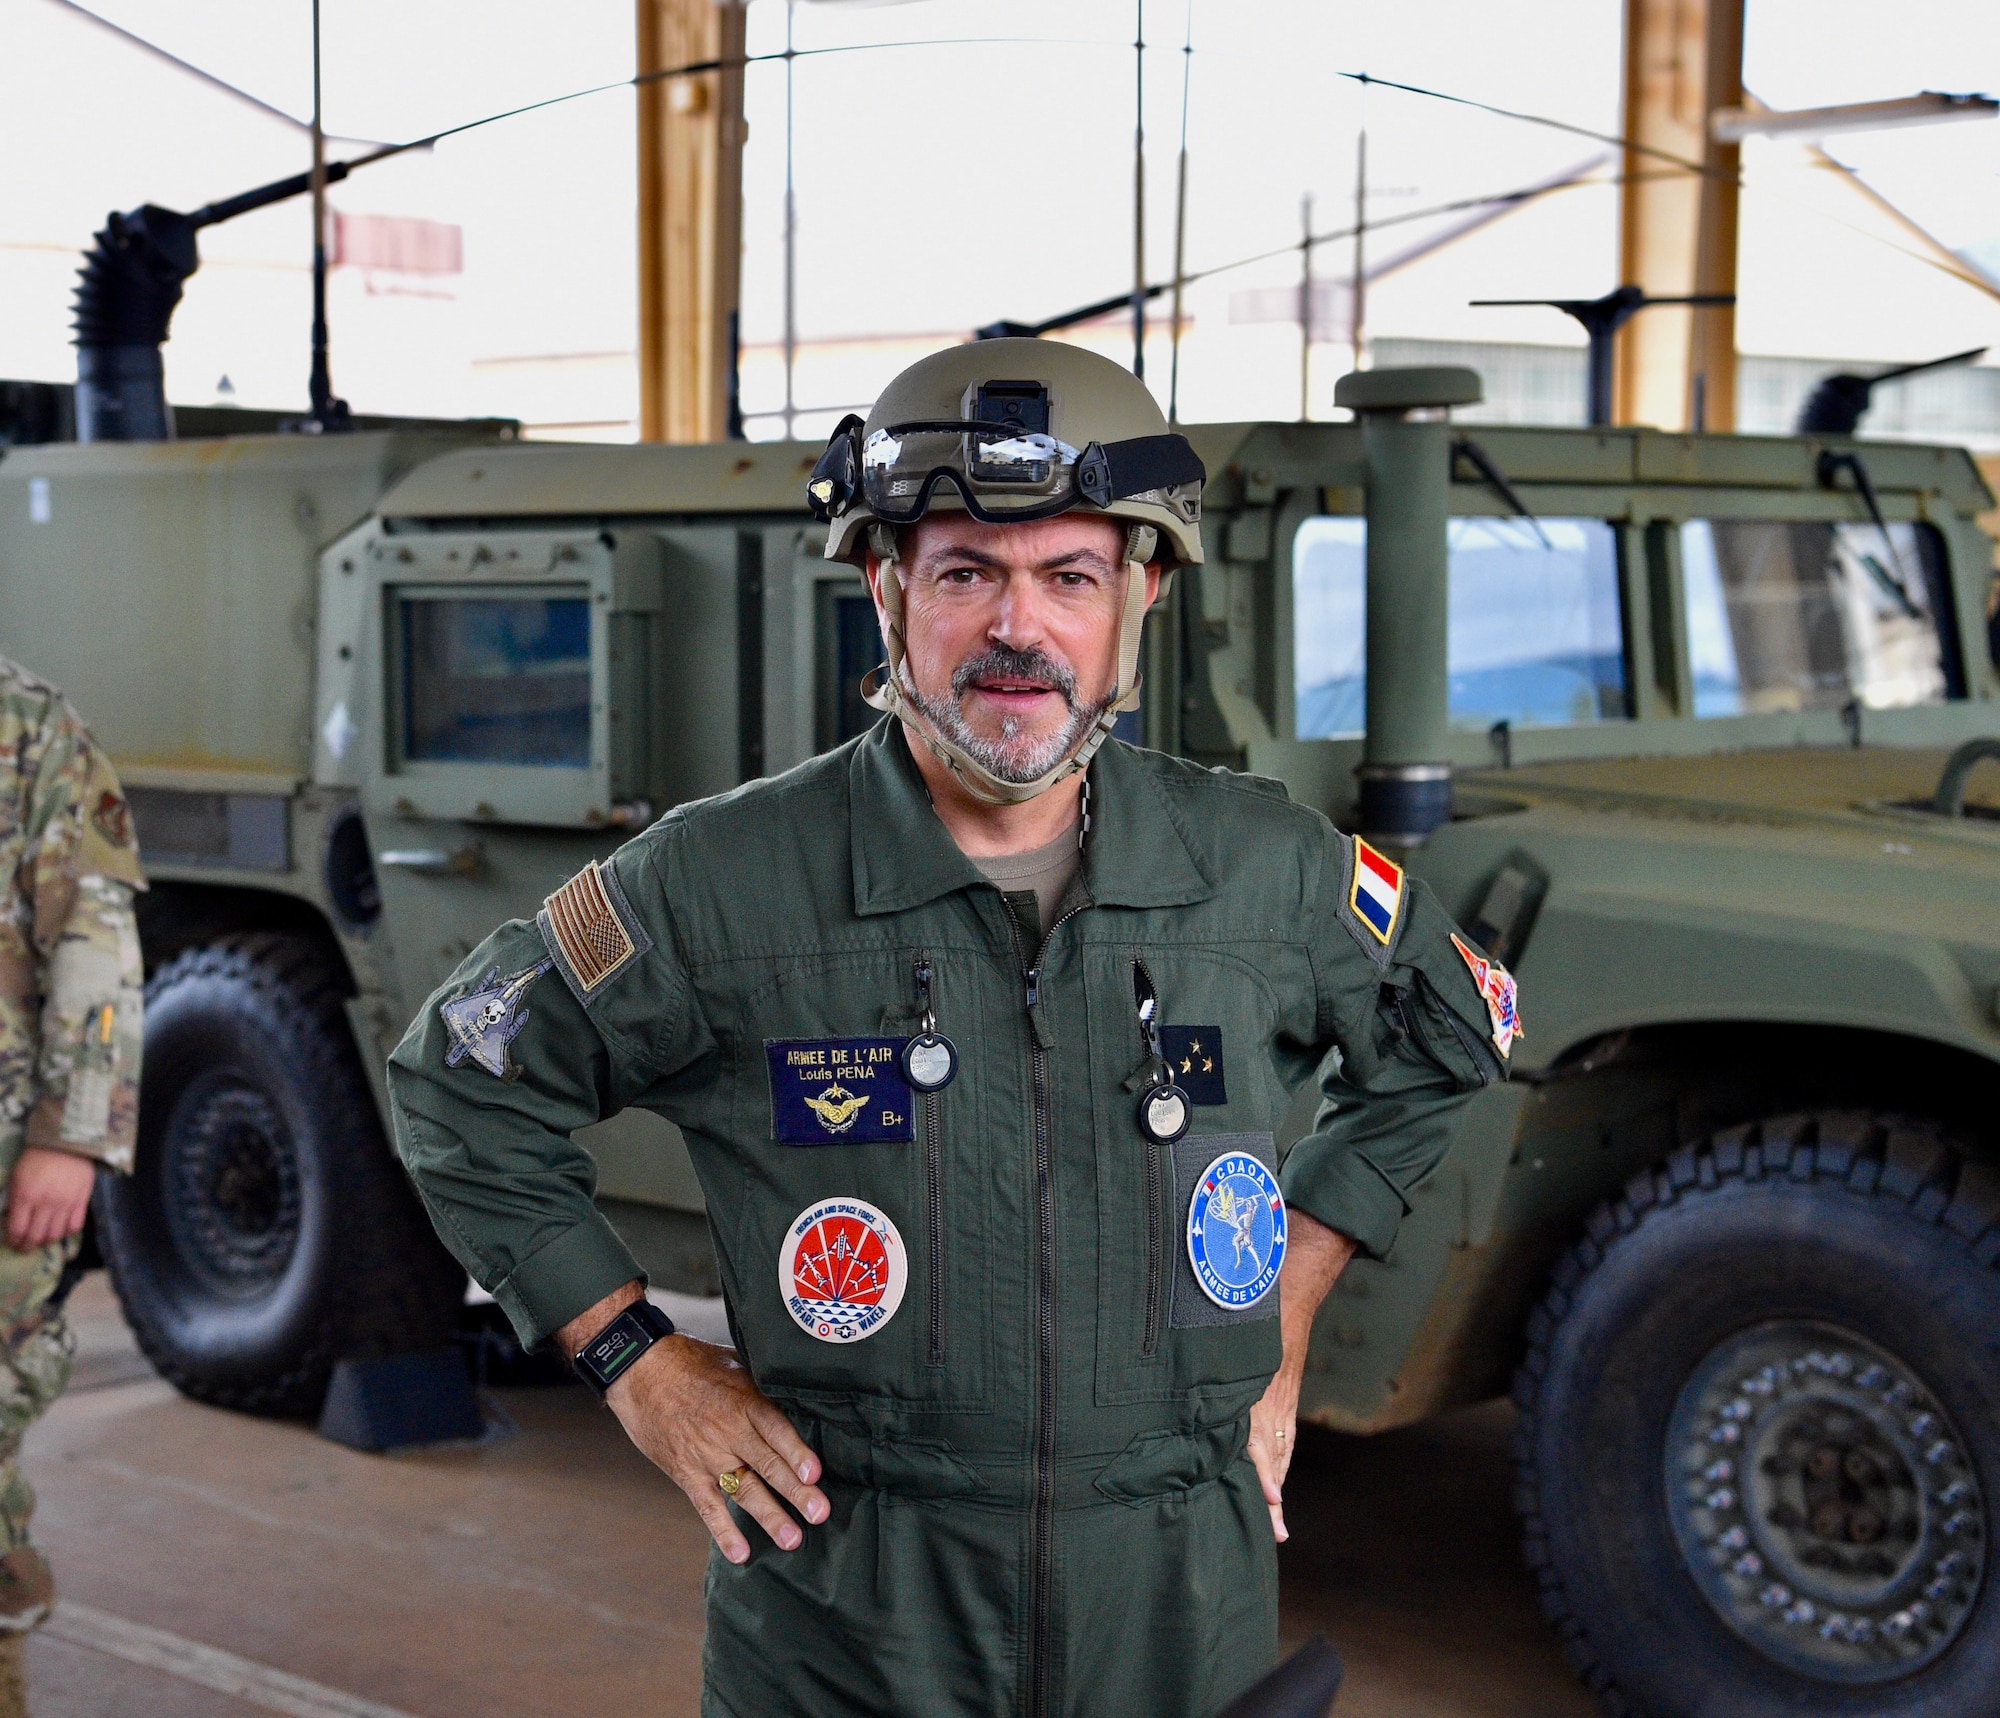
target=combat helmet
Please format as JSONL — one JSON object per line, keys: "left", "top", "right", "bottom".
{"left": 805, "top": 338, "right": 1206, "bottom": 804}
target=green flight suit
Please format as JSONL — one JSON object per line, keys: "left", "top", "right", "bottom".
{"left": 387, "top": 721, "right": 1508, "bottom": 1718}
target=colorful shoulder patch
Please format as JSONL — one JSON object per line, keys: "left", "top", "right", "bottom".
{"left": 441, "top": 960, "right": 551, "bottom": 1080}
{"left": 1347, "top": 836, "right": 1404, "bottom": 946}
{"left": 538, "top": 859, "right": 651, "bottom": 1003}
{"left": 1451, "top": 932, "right": 1523, "bottom": 1060}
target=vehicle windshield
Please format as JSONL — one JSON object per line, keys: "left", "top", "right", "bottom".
{"left": 1681, "top": 520, "right": 1959, "bottom": 716}
{"left": 400, "top": 593, "right": 592, "bottom": 766}
{"left": 1294, "top": 514, "right": 1627, "bottom": 739}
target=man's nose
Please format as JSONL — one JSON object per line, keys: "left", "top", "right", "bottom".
{"left": 988, "top": 570, "right": 1049, "bottom": 649}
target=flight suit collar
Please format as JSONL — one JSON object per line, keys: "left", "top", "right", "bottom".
{"left": 849, "top": 717, "right": 1215, "bottom": 918}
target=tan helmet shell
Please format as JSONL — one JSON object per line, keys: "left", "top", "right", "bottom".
{"left": 822, "top": 337, "right": 1204, "bottom": 568}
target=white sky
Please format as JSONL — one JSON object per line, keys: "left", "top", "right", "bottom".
{"left": 0, "top": 0, "right": 1994, "bottom": 423}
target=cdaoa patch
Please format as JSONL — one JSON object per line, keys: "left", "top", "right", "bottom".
{"left": 1187, "top": 1150, "right": 1287, "bottom": 1310}
{"left": 1451, "top": 932, "right": 1523, "bottom": 1060}
{"left": 778, "top": 1197, "right": 907, "bottom": 1343}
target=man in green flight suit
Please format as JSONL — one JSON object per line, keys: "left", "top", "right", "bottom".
{"left": 388, "top": 340, "right": 1519, "bottom": 1718}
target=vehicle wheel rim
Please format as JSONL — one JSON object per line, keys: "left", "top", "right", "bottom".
{"left": 1664, "top": 1320, "right": 1986, "bottom": 1683}
{"left": 163, "top": 1077, "right": 302, "bottom": 1298}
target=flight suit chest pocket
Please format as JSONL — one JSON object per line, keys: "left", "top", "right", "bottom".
{"left": 1084, "top": 944, "right": 1288, "bottom": 1406}
{"left": 724, "top": 949, "right": 993, "bottom": 1413}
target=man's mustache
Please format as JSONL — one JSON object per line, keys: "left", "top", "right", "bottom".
{"left": 949, "top": 645, "right": 1079, "bottom": 707}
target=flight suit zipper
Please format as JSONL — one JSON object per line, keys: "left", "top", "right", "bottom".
{"left": 1133, "top": 957, "right": 1165, "bottom": 1359}
{"left": 915, "top": 955, "right": 946, "bottom": 1366}
{"left": 1007, "top": 894, "right": 1086, "bottom": 1718}
{"left": 922, "top": 1090, "right": 943, "bottom": 1365}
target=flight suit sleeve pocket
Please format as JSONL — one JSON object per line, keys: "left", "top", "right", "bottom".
{"left": 1169, "top": 1132, "right": 1283, "bottom": 1330}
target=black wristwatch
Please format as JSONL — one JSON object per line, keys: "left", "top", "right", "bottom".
{"left": 572, "top": 1298, "right": 677, "bottom": 1397}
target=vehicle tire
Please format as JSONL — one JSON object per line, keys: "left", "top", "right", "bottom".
{"left": 1514, "top": 1111, "right": 2000, "bottom": 1718}
{"left": 95, "top": 934, "right": 464, "bottom": 1418}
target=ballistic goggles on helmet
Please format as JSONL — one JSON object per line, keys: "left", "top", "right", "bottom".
{"left": 807, "top": 409, "right": 1206, "bottom": 530}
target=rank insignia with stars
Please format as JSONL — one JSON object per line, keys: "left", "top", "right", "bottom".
{"left": 441, "top": 960, "right": 552, "bottom": 1080}
{"left": 1159, "top": 1025, "right": 1226, "bottom": 1106}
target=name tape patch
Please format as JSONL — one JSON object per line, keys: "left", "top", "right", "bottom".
{"left": 538, "top": 860, "right": 647, "bottom": 1000}
{"left": 1348, "top": 836, "right": 1404, "bottom": 946}
{"left": 779, "top": 1197, "right": 907, "bottom": 1343}
{"left": 767, "top": 1037, "right": 916, "bottom": 1144}
{"left": 1159, "top": 1025, "right": 1226, "bottom": 1106}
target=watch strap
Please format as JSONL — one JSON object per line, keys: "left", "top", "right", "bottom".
{"left": 573, "top": 1298, "right": 676, "bottom": 1396}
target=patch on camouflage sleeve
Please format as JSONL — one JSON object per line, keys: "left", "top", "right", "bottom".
{"left": 89, "top": 789, "right": 131, "bottom": 849}
{"left": 537, "top": 859, "right": 652, "bottom": 1004}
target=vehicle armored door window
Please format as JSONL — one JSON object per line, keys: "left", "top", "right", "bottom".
{"left": 399, "top": 591, "right": 591, "bottom": 766}
{"left": 1680, "top": 520, "right": 1961, "bottom": 716}
{"left": 1294, "top": 515, "right": 1628, "bottom": 739}
{"left": 815, "top": 581, "right": 887, "bottom": 753}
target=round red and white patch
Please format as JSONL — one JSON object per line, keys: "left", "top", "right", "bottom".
{"left": 777, "top": 1197, "right": 907, "bottom": 1343}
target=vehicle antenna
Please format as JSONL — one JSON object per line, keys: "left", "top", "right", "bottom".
{"left": 1298, "top": 191, "right": 1313, "bottom": 419}
{"left": 1131, "top": 0, "right": 1146, "bottom": 381}
{"left": 781, "top": 0, "right": 797, "bottom": 441}
{"left": 1470, "top": 286, "right": 1735, "bottom": 426}
{"left": 306, "top": 0, "right": 348, "bottom": 431}
{"left": 1351, "top": 76, "right": 1367, "bottom": 372}
{"left": 1165, "top": 0, "right": 1192, "bottom": 425}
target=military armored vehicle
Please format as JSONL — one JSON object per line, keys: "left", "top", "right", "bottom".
{"left": 2, "top": 353, "right": 1997, "bottom": 1714}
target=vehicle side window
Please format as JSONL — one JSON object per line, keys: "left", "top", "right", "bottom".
{"left": 400, "top": 592, "right": 591, "bottom": 766}
{"left": 816, "top": 584, "right": 887, "bottom": 751}
{"left": 1681, "top": 520, "right": 1960, "bottom": 717}
{"left": 1294, "top": 515, "right": 1627, "bottom": 739}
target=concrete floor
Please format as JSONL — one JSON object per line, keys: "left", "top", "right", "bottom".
{"left": 28, "top": 1274, "right": 1595, "bottom": 1718}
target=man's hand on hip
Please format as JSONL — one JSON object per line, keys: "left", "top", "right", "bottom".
{"left": 1247, "top": 1210, "right": 1356, "bottom": 1544}
{"left": 7, "top": 1147, "right": 96, "bottom": 1251}
{"left": 559, "top": 1284, "right": 828, "bottom": 1565}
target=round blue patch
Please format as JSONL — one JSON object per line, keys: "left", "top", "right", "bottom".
{"left": 1187, "top": 1150, "right": 1287, "bottom": 1310}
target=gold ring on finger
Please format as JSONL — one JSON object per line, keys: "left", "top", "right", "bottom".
{"left": 717, "top": 1466, "right": 748, "bottom": 1497}
{"left": 1276, "top": 1429, "right": 1287, "bottom": 1446}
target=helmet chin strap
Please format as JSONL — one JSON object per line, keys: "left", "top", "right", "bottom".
{"left": 861, "top": 524, "right": 1157, "bottom": 808}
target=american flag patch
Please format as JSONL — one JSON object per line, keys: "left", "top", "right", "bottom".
{"left": 1348, "top": 837, "right": 1404, "bottom": 946}
{"left": 538, "top": 861, "right": 644, "bottom": 999}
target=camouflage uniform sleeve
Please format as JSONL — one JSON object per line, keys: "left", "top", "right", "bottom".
{"left": 1280, "top": 823, "right": 1516, "bottom": 1259}
{"left": 18, "top": 703, "right": 146, "bottom": 1174}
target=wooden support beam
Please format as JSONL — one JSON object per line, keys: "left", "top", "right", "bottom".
{"left": 1614, "top": 0, "right": 1743, "bottom": 431}
{"left": 636, "top": 0, "right": 746, "bottom": 443}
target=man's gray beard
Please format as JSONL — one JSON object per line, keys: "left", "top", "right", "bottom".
{"left": 904, "top": 645, "right": 1113, "bottom": 785}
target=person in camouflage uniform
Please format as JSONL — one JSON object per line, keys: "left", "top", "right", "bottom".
{"left": 0, "top": 657, "right": 144, "bottom": 1709}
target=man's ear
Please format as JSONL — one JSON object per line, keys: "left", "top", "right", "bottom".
{"left": 1143, "top": 561, "right": 1162, "bottom": 608}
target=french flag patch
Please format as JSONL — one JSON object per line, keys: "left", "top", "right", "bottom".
{"left": 1348, "top": 837, "right": 1404, "bottom": 946}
